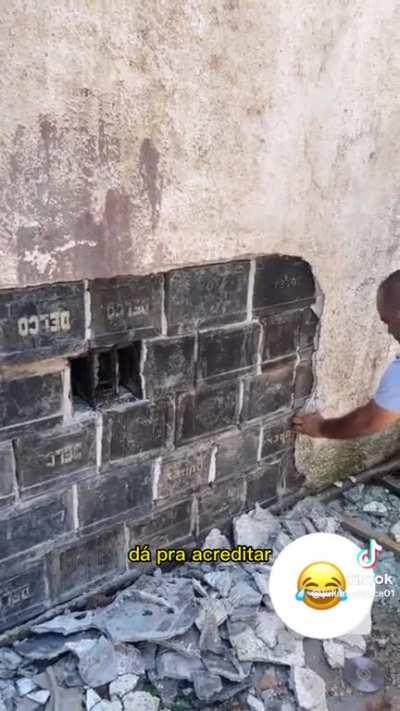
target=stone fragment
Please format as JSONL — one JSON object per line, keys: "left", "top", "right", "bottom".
{"left": 123, "top": 691, "right": 160, "bottom": 711}
{"left": 274, "top": 531, "right": 292, "bottom": 552}
{"left": 229, "top": 623, "right": 303, "bottom": 667}
{"left": 136, "top": 643, "right": 157, "bottom": 671}
{"left": 0, "top": 648, "right": 22, "bottom": 678}
{"left": 26, "top": 690, "right": 50, "bottom": 705}
{"left": 291, "top": 666, "right": 327, "bottom": 710}
{"left": 193, "top": 671, "right": 222, "bottom": 701}
{"left": 228, "top": 623, "right": 272, "bottom": 663}
{"left": 202, "top": 528, "right": 231, "bottom": 550}
{"left": 203, "top": 651, "right": 251, "bottom": 683}
{"left": 41, "top": 665, "right": 84, "bottom": 711}
{"left": 66, "top": 636, "right": 144, "bottom": 687}
{"left": 86, "top": 689, "right": 122, "bottom": 711}
{"left": 247, "top": 693, "right": 264, "bottom": 711}
{"left": 267, "top": 630, "right": 304, "bottom": 667}
{"left": 147, "top": 675, "right": 178, "bottom": 706}
{"left": 0, "top": 679, "right": 16, "bottom": 708}
{"left": 363, "top": 501, "right": 387, "bottom": 516}
{"left": 229, "top": 606, "right": 258, "bottom": 624}
{"left": 313, "top": 517, "right": 339, "bottom": 534}
{"left": 109, "top": 674, "right": 139, "bottom": 700}
{"left": 32, "top": 611, "right": 97, "bottom": 637}
{"left": 99, "top": 579, "right": 197, "bottom": 643}
{"left": 255, "top": 611, "right": 285, "bottom": 648}
{"left": 336, "top": 634, "right": 366, "bottom": 658}
{"left": 15, "top": 631, "right": 98, "bottom": 662}
{"left": 322, "top": 640, "right": 345, "bottom": 669}
{"left": 390, "top": 521, "right": 400, "bottom": 542}
{"left": 204, "top": 571, "right": 232, "bottom": 597}
{"left": 229, "top": 581, "right": 262, "bottom": 609}
{"left": 86, "top": 689, "right": 102, "bottom": 710}
{"left": 287, "top": 497, "right": 324, "bottom": 520}
{"left": 199, "top": 613, "right": 225, "bottom": 654}
{"left": 281, "top": 701, "right": 296, "bottom": 711}
{"left": 196, "top": 598, "right": 230, "bottom": 630}
{"left": 284, "top": 519, "right": 306, "bottom": 539}
{"left": 234, "top": 505, "right": 280, "bottom": 548}
{"left": 13, "top": 699, "right": 39, "bottom": 711}
{"left": 156, "top": 651, "right": 205, "bottom": 681}
{"left": 50, "top": 654, "right": 83, "bottom": 687}
{"left": 255, "top": 666, "right": 280, "bottom": 691}
{"left": 16, "top": 678, "right": 37, "bottom": 696}
{"left": 342, "top": 484, "right": 364, "bottom": 503}
{"left": 250, "top": 570, "right": 270, "bottom": 596}
{"left": 157, "top": 627, "right": 201, "bottom": 659}
{"left": 303, "top": 519, "right": 317, "bottom": 534}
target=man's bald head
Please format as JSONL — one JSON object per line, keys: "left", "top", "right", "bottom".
{"left": 377, "top": 271, "right": 400, "bottom": 343}
{"left": 379, "top": 271, "right": 400, "bottom": 310}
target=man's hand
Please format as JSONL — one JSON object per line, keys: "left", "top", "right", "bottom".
{"left": 292, "top": 411, "right": 324, "bottom": 438}
{"left": 292, "top": 400, "right": 400, "bottom": 440}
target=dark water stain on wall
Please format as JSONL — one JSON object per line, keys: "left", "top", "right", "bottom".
{"left": 139, "top": 138, "right": 162, "bottom": 231}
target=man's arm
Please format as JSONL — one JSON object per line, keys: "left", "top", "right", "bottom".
{"left": 293, "top": 400, "right": 400, "bottom": 439}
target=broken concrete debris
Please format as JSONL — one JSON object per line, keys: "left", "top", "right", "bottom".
{"left": 1, "top": 488, "right": 397, "bottom": 711}
{"left": 290, "top": 666, "right": 328, "bottom": 711}
{"left": 322, "top": 639, "right": 345, "bottom": 669}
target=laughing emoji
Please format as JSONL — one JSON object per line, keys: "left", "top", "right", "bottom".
{"left": 295, "top": 561, "right": 347, "bottom": 610}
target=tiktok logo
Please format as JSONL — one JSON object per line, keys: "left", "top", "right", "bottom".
{"left": 357, "top": 539, "right": 383, "bottom": 569}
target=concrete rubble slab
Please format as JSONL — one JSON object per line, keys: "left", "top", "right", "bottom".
{"left": 195, "top": 597, "right": 231, "bottom": 630}
{"left": 254, "top": 611, "right": 285, "bottom": 648}
{"left": 147, "top": 675, "right": 178, "bottom": 705}
{"left": 25, "top": 690, "right": 50, "bottom": 705}
{"left": 0, "top": 679, "right": 16, "bottom": 709}
{"left": 202, "top": 650, "right": 251, "bottom": 682}
{"left": 202, "top": 528, "right": 231, "bottom": 550}
{"left": 136, "top": 644, "right": 157, "bottom": 672}
{"left": 228, "top": 581, "right": 262, "bottom": 608}
{"left": 86, "top": 689, "right": 122, "bottom": 711}
{"left": 123, "top": 691, "right": 160, "bottom": 711}
{"left": 32, "top": 611, "right": 98, "bottom": 637}
{"left": 15, "top": 632, "right": 98, "bottom": 662}
{"left": 66, "top": 636, "right": 144, "bottom": 687}
{"left": 193, "top": 671, "right": 222, "bottom": 701}
{"left": 0, "top": 649, "right": 22, "bottom": 678}
{"left": 233, "top": 505, "right": 281, "bottom": 548}
{"left": 16, "top": 679, "right": 37, "bottom": 697}
{"left": 204, "top": 570, "right": 232, "bottom": 597}
{"left": 199, "top": 613, "right": 226, "bottom": 654}
{"left": 156, "top": 650, "right": 205, "bottom": 681}
{"left": 249, "top": 570, "right": 270, "bottom": 596}
{"left": 98, "top": 579, "right": 197, "bottom": 644}
{"left": 156, "top": 626, "right": 201, "bottom": 658}
{"left": 246, "top": 692, "right": 264, "bottom": 711}
{"left": 291, "top": 666, "right": 328, "bottom": 711}
{"left": 363, "top": 501, "right": 388, "bottom": 516}
{"left": 86, "top": 689, "right": 101, "bottom": 710}
{"left": 229, "top": 606, "right": 258, "bottom": 624}
{"left": 109, "top": 674, "right": 139, "bottom": 700}
{"left": 322, "top": 640, "right": 345, "bottom": 669}
{"left": 14, "top": 699, "right": 40, "bottom": 711}
{"left": 336, "top": 634, "right": 366, "bottom": 659}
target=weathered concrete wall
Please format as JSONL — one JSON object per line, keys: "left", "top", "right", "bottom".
{"left": 1, "top": 0, "right": 400, "bottom": 480}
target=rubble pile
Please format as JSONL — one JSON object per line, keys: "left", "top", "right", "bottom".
{"left": 0, "top": 492, "right": 399, "bottom": 711}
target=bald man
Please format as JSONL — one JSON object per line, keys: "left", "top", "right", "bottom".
{"left": 293, "top": 271, "right": 400, "bottom": 439}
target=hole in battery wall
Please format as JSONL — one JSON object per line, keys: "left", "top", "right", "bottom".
{"left": 70, "top": 342, "right": 143, "bottom": 409}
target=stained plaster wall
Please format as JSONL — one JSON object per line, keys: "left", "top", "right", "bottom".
{"left": 1, "top": 0, "right": 400, "bottom": 482}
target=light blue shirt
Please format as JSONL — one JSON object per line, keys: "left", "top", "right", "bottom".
{"left": 374, "top": 357, "right": 400, "bottom": 413}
